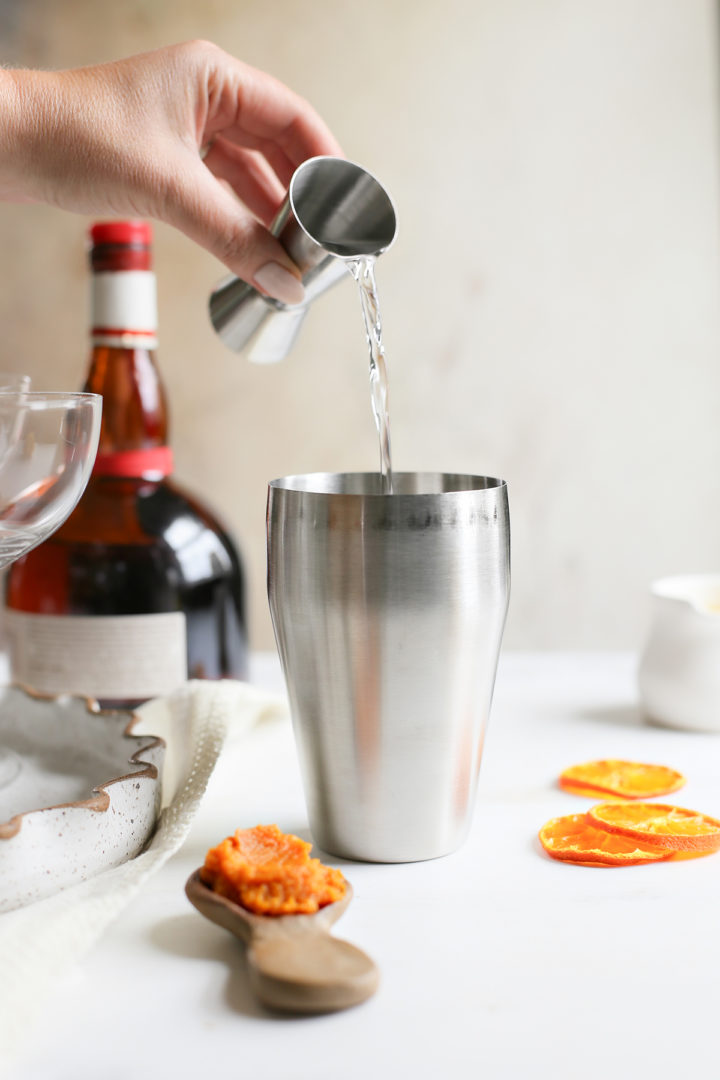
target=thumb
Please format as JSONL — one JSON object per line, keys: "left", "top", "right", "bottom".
{"left": 162, "top": 156, "right": 305, "bottom": 305}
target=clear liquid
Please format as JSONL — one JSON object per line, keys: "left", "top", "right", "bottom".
{"left": 347, "top": 257, "right": 393, "bottom": 494}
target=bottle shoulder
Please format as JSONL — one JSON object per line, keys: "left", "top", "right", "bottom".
{"left": 24, "top": 477, "right": 243, "bottom": 572}
{"left": 160, "top": 477, "right": 236, "bottom": 537}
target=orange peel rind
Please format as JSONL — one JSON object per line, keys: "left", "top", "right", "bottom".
{"left": 587, "top": 802, "right": 720, "bottom": 853}
{"left": 200, "top": 824, "right": 347, "bottom": 915}
{"left": 559, "top": 759, "right": 685, "bottom": 800}
{"left": 538, "top": 813, "right": 672, "bottom": 867}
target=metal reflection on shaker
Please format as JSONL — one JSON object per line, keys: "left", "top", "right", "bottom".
{"left": 267, "top": 472, "right": 511, "bottom": 863}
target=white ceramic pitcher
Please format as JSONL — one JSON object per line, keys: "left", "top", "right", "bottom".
{"left": 638, "top": 574, "right": 720, "bottom": 732}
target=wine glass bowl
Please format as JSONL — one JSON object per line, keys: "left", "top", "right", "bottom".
{"left": 0, "top": 391, "right": 101, "bottom": 787}
{"left": 0, "top": 392, "right": 101, "bottom": 567}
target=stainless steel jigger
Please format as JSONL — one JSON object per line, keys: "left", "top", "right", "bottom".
{"left": 209, "top": 156, "right": 397, "bottom": 364}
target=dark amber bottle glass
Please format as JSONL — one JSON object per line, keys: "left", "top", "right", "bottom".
{"left": 5, "top": 221, "right": 248, "bottom": 707}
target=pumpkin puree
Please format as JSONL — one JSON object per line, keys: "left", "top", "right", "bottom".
{"left": 201, "top": 824, "right": 347, "bottom": 915}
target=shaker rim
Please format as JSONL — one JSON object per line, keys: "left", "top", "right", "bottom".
{"left": 268, "top": 471, "right": 507, "bottom": 497}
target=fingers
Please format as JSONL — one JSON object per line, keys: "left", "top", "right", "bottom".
{"left": 164, "top": 153, "right": 305, "bottom": 305}
{"left": 227, "top": 135, "right": 298, "bottom": 190}
{"left": 233, "top": 64, "right": 343, "bottom": 161}
{"left": 203, "top": 49, "right": 343, "bottom": 172}
{"left": 203, "top": 138, "right": 285, "bottom": 226}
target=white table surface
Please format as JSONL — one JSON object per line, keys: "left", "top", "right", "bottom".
{"left": 9, "top": 652, "right": 720, "bottom": 1080}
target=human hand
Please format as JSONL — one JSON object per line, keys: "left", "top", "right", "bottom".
{"left": 0, "top": 41, "right": 343, "bottom": 303}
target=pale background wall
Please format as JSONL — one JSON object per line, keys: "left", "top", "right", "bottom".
{"left": 1, "top": 0, "right": 718, "bottom": 652}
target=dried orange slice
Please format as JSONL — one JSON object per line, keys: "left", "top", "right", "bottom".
{"left": 559, "top": 759, "right": 685, "bottom": 799}
{"left": 587, "top": 802, "right": 720, "bottom": 853}
{"left": 538, "top": 813, "right": 671, "bottom": 866}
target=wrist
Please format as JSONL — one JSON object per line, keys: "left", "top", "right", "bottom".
{"left": 0, "top": 68, "right": 97, "bottom": 207}
{"left": 0, "top": 69, "right": 50, "bottom": 201}
{"left": 0, "top": 70, "right": 22, "bottom": 199}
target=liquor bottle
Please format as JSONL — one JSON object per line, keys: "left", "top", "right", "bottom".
{"left": 5, "top": 221, "right": 248, "bottom": 707}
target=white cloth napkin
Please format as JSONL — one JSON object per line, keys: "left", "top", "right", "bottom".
{"left": 0, "top": 678, "right": 289, "bottom": 1065}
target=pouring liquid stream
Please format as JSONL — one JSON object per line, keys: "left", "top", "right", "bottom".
{"left": 347, "top": 257, "right": 393, "bottom": 494}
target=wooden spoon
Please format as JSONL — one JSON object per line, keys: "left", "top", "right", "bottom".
{"left": 185, "top": 870, "right": 379, "bottom": 1013}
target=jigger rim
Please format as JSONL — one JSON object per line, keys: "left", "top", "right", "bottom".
{"left": 288, "top": 156, "right": 398, "bottom": 259}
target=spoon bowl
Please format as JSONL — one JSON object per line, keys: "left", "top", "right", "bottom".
{"left": 185, "top": 870, "right": 379, "bottom": 1013}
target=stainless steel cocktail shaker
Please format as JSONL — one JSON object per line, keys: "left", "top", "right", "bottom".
{"left": 209, "top": 156, "right": 397, "bottom": 363}
{"left": 267, "top": 472, "right": 511, "bottom": 863}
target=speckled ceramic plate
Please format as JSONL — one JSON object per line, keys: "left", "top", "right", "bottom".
{"left": 0, "top": 684, "right": 164, "bottom": 912}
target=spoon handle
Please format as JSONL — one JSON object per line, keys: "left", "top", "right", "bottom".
{"left": 185, "top": 870, "right": 379, "bottom": 1013}
{"left": 247, "top": 927, "right": 379, "bottom": 1013}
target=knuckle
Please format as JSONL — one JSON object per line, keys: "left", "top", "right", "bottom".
{"left": 174, "top": 39, "right": 222, "bottom": 67}
{"left": 212, "top": 222, "right": 254, "bottom": 267}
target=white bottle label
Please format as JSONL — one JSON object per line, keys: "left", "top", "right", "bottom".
{"left": 91, "top": 271, "right": 158, "bottom": 348}
{"left": 5, "top": 611, "right": 187, "bottom": 701}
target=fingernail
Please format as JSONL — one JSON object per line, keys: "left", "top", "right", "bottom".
{"left": 253, "top": 262, "right": 305, "bottom": 306}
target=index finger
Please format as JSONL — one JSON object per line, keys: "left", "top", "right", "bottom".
{"left": 204, "top": 53, "right": 343, "bottom": 169}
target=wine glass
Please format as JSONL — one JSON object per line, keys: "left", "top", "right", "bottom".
{"left": 0, "top": 391, "right": 102, "bottom": 785}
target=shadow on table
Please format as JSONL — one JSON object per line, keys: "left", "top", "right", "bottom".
{"left": 149, "top": 914, "right": 262, "bottom": 1017}
{"left": 579, "top": 704, "right": 645, "bottom": 728}
{"left": 149, "top": 914, "right": 327, "bottom": 1021}
{"left": 289, "top": 826, "right": 367, "bottom": 870}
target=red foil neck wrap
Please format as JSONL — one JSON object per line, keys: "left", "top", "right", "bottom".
{"left": 90, "top": 328, "right": 157, "bottom": 346}
{"left": 93, "top": 447, "right": 173, "bottom": 479}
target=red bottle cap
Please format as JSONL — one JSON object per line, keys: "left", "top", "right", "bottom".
{"left": 90, "top": 221, "right": 153, "bottom": 271}
{"left": 90, "top": 221, "right": 153, "bottom": 247}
